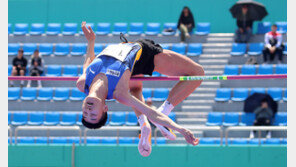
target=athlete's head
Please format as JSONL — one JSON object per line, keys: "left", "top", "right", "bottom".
{"left": 271, "top": 24, "right": 277, "bottom": 33}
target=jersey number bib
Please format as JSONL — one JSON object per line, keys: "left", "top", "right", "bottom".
{"left": 97, "top": 43, "right": 133, "bottom": 62}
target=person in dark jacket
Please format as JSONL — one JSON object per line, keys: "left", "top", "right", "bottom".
{"left": 10, "top": 49, "right": 27, "bottom": 87}
{"left": 177, "top": 6, "right": 195, "bottom": 42}
{"left": 27, "top": 50, "right": 44, "bottom": 87}
{"left": 235, "top": 5, "right": 254, "bottom": 43}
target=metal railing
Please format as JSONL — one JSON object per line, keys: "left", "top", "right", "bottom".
{"left": 8, "top": 126, "right": 12, "bottom": 145}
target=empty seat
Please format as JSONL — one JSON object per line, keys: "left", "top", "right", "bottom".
{"left": 70, "top": 43, "right": 87, "bottom": 56}
{"left": 8, "top": 112, "right": 11, "bottom": 125}
{"left": 30, "top": 23, "right": 45, "bottom": 35}
{"left": 230, "top": 43, "right": 247, "bottom": 56}
{"left": 187, "top": 43, "right": 202, "bottom": 56}
{"left": 113, "top": 23, "right": 128, "bottom": 35}
{"left": 195, "top": 23, "right": 210, "bottom": 35}
{"left": 231, "top": 88, "right": 248, "bottom": 101}
{"left": 76, "top": 113, "right": 82, "bottom": 125}
{"left": 152, "top": 71, "right": 161, "bottom": 77}
{"left": 39, "top": 43, "right": 53, "bottom": 56}
{"left": 70, "top": 88, "right": 86, "bottom": 101}
{"left": 224, "top": 65, "right": 239, "bottom": 75}
{"left": 128, "top": 22, "right": 144, "bottom": 35}
{"left": 8, "top": 65, "right": 12, "bottom": 76}
{"left": 8, "top": 87, "right": 20, "bottom": 100}
{"left": 94, "top": 44, "right": 104, "bottom": 55}
{"left": 239, "top": 113, "right": 255, "bottom": 126}
{"left": 28, "top": 112, "right": 44, "bottom": 125}
{"left": 250, "top": 87, "right": 266, "bottom": 95}
{"left": 63, "top": 65, "right": 78, "bottom": 76}
{"left": 199, "top": 138, "right": 220, "bottom": 145}
{"left": 21, "top": 88, "right": 37, "bottom": 101}
{"left": 273, "top": 112, "right": 287, "bottom": 126}
{"left": 79, "top": 23, "right": 94, "bottom": 34}
{"left": 162, "top": 23, "right": 177, "bottom": 35}
{"left": 68, "top": 137, "right": 81, "bottom": 144}
{"left": 62, "top": 23, "right": 77, "bottom": 35}
{"left": 86, "top": 137, "right": 101, "bottom": 144}
{"left": 152, "top": 138, "right": 166, "bottom": 145}
{"left": 215, "top": 88, "right": 231, "bottom": 102}
{"left": 8, "top": 43, "right": 20, "bottom": 56}
{"left": 46, "top": 23, "right": 61, "bottom": 35}
{"left": 283, "top": 43, "right": 287, "bottom": 55}
{"left": 126, "top": 112, "right": 138, "bottom": 126}
{"left": 223, "top": 113, "right": 239, "bottom": 126}
{"left": 283, "top": 88, "right": 287, "bottom": 101}
{"left": 247, "top": 43, "right": 264, "bottom": 56}
{"left": 53, "top": 88, "right": 70, "bottom": 101}
{"left": 159, "top": 43, "right": 170, "bottom": 50}
{"left": 60, "top": 112, "right": 77, "bottom": 126}
{"left": 8, "top": 23, "right": 12, "bottom": 34}
{"left": 248, "top": 138, "right": 260, "bottom": 145}
{"left": 152, "top": 88, "right": 169, "bottom": 101}
{"left": 241, "top": 65, "right": 256, "bottom": 75}
{"left": 257, "top": 22, "right": 271, "bottom": 34}
{"left": 267, "top": 87, "right": 283, "bottom": 101}
{"left": 11, "top": 112, "right": 28, "bottom": 126}
{"left": 258, "top": 65, "right": 273, "bottom": 75}
{"left": 35, "top": 137, "right": 48, "bottom": 144}
{"left": 23, "top": 43, "right": 37, "bottom": 55}
{"left": 18, "top": 137, "right": 35, "bottom": 144}
{"left": 119, "top": 137, "right": 134, "bottom": 144}
{"left": 168, "top": 112, "right": 176, "bottom": 122}
{"left": 206, "top": 112, "right": 223, "bottom": 126}
{"left": 276, "top": 22, "right": 287, "bottom": 34}
{"left": 142, "top": 88, "right": 152, "bottom": 100}
{"left": 54, "top": 43, "right": 70, "bottom": 56}
{"left": 50, "top": 137, "right": 67, "bottom": 144}
{"left": 37, "top": 88, "right": 53, "bottom": 101}
{"left": 109, "top": 112, "right": 126, "bottom": 126}
{"left": 171, "top": 43, "right": 186, "bottom": 55}
{"left": 145, "top": 23, "right": 161, "bottom": 35}
{"left": 101, "top": 137, "right": 117, "bottom": 144}
{"left": 44, "top": 112, "right": 60, "bottom": 126}
{"left": 263, "top": 138, "right": 281, "bottom": 145}
{"left": 13, "top": 23, "right": 29, "bottom": 35}
{"left": 46, "top": 65, "right": 62, "bottom": 76}
{"left": 275, "top": 64, "right": 287, "bottom": 74}
{"left": 96, "top": 23, "right": 111, "bottom": 35}
{"left": 230, "top": 138, "right": 248, "bottom": 145}
{"left": 281, "top": 138, "right": 287, "bottom": 145}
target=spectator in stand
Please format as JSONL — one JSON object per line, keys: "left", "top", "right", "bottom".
{"left": 27, "top": 50, "right": 44, "bottom": 88}
{"left": 10, "top": 49, "right": 27, "bottom": 87}
{"left": 177, "top": 6, "right": 195, "bottom": 42}
{"left": 234, "top": 5, "right": 254, "bottom": 43}
{"left": 262, "top": 24, "right": 284, "bottom": 64}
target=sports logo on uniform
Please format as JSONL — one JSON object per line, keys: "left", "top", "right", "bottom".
{"left": 89, "top": 68, "right": 95, "bottom": 74}
{"left": 106, "top": 69, "right": 120, "bottom": 77}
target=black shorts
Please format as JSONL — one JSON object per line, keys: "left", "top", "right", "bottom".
{"left": 132, "top": 39, "right": 163, "bottom": 76}
{"left": 16, "top": 67, "right": 26, "bottom": 75}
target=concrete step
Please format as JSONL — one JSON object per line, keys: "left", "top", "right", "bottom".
{"left": 175, "top": 112, "right": 208, "bottom": 118}
{"left": 198, "top": 59, "right": 228, "bottom": 65}
{"left": 202, "top": 43, "right": 232, "bottom": 48}
{"left": 193, "top": 88, "right": 217, "bottom": 93}
{"left": 202, "top": 48, "right": 231, "bottom": 54}
{"left": 186, "top": 93, "right": 216, "bottom": 100}
{"left": 195, "top": 81, "right": 220, "bottom": 88}
{"left": 205, "top": 70, "right": 224, "bottom": 75}
{"left": 200, "top": 54, "right": 231, "bottom": 59}
{"left": 206, "top": 37, "right": 234, "bottom": 43}
{"left": 181, "top": 105, "right": 212, "bottom": 112}
{"left": 177, "top": 118, "right": 207, "bottom": 124}
{"left": 208, "top": 33, "right": 235, "bottom": 37}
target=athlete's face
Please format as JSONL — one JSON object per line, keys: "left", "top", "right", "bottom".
{"left": 82, "top": 96, "right": 108, "bottom": 124}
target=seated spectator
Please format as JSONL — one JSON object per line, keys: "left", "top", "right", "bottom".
{"left": 250, "top": 98, "right": 273, "bottom": 138}
{"left": 177, "top": 6, "right": 195, "bottom": 42}
{"left": 27, "top": 50, "right": 44, "bottom": 88}
{"left": 234, "top": 5, "right": 254, "bottom": 43}
{"left": 10, "top": 49, "right": 27, "bottom": 87}
{"left": 262, "top": 24, "right": 284, "bottom": 64}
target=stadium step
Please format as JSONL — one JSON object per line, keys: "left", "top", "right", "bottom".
{"left": 175, "top": 112, "right": 208, "bottom": 118}
{"left": 202, "top": 48, "right": 231, "bottom": 54}
{"left": 199, "top": 54, "right": 231, "bottom": 59}
{"left": 186, "top": 93, "right": 216, "bottom": 100}
{"left": 181, "top": 105, "right": 212, "bottom": 112}
{"left": 205, "top": 70, "right": 224, "bottom": 75}
{"left": 198, "top": 59, "right": 228, "bottom": 65}
{"left": 177, "top": 118, "right": 207, "bottom": 125}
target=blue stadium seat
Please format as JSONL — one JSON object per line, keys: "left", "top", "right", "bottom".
{"left": 282, "top": 138, "right": 287, "bottom": 145}
{"left": 152, "top": 71, "right": 161, "bottom": 77}
{"left": 230, "top": 43, "right": 247, "bottom": 56}
{"left": 223, "top": 113, "right": 239, "bottom": 126}
{"left": 68, "top": 137, "right": 81, "bottom": 144}
{"left": 101, "top": 137, "right": 117, "bottom": 144}
{"left": 62, "top": 23, "right": 77, "bottom": 35}
{"left": 44, "top": 112, "right": 60, "bottom": 126}
{"left": 171, "top": 43, "right": 186, "bottom": 55}
{"left": 273, "top": 112, "right": 287, "bottom": 126}
{"left": 39, "top": 43, "right": 53, "bottom": 56}
{"left": 37, "top": 88, "right": 53, "bottom": 101}
{"left": 8, "top": 65, "right": 12, "bottom": 76}
{"left": 250, "top": 87, "right": 266, "bottom": 95}
{"left": 159, "top": 43, "right": 170, "bottom": 50}
{"left": 152, "top": 138, "right": 166, "bottom": 145}
{"left": 142, "top": 88, "right": 152, "bottom": 100}
{"left": 96, "top": 23, "right": 111, "bottom": 35}
{"left": 30, "top": 23, "right": 45, "bottom": 35}
{"left": 241, "top": 65, "right": 256, "bottom": 75}
{"left": 126, "top": 112, "right": 138, "bottom": 126}
{"left": 214, "top": 88, "right": 231, "bottom": 102}
{"left": 35, "top": 137, "right": 48, "bottom": 144}
{"left": 283, "top": 88, "right": 287, "bottom": 101}
{"left": 247, "top": 43, "right": 264, "bottom": 56}
{"left": 263, "top": 138, "right": 281, "bottom": 145}
{"left": 276, "top": 22, "right": 287, "bottom": 34}
{"left": 275, "top": 64, "right": 287, "bottom": 74}
{"left": 60, "top": 112, "right": 77, "bottom": 126}
{"left": 79, "top": 23, "right": 94, "bottom": 35}
{"left": 206, "top": 112, "right": 223, "bottom": 126}
{"left": 53, "top": 88, "right": 70, "bottom": 101}
{"left": 21, "top": 88, "right": 37, "bottom": 101}
{"left": 109, "top": 112, "right": 126, "bottom": 126}
{"left": 9, "top": 137, "right": 15, "bottom": 144}
{"left": 230, "top": 138, "right": 248, "bottom": 145}
{"left": 162, "top": 23, "right": 177, "bottom": 35}
{"left": 113, "top": 23, "right": 128, "bottom": 35}
{"left": 11, "top": 112, "right": 28, "bottom": 126}
{"left": 46, "top": 23, "right": 61, "bottom": 35}
{"left": 168, "top": 112, "right": 176, "bottom": 122}
{"left": 70, "top": 88, "right": 86, "bottom": 101}
{"left": 119, "top": 137, "right": 134, "bottom": 144}
{"left": 199, "top": 138, "right": 220, "bottom": 145}
{"left": 76, "top": 113, "right": 82, "bottom": 125}
{"left": 231, "top": 88, "right": 248, "bottom": 101}
{"left": 46, "top": 65, "right": 62, "bottom": 76}
{"left": 54, "top": 43, "right": 70, "bottom": 56}
{"left": 94, "top": 44, "right": 104, "bottom": 55}
{"left": 248, "top": 138, "right": 260, "bottom": 145}
{"left": 145, "top": 23, "right": 161, "bottom": 35}
{"left": 239, "top": 113, "right": 255, "bottom": 126}
{"left": 257, "top": 22, "right": 271, "bottom": 34}
{"left": 8, "top": 112, "right": 11, "bottom": 125}
{"left": 8, "top": 43, "right": 20, "bottom": 56}
{"left": 267, "top": 87, "right": 283, "bottom": 101}
{"left": 70, "top": 43, "right": 87, "bottom": 56}
{"left": 8, "top": 23, "right": 12, "bottom": 34}
{"left": 23, "top": 43, "right": 37, "bottom": 55}
{"left": 152, "top": 88, "right": 169, "bottom": 101}
{"left": 224, "top": 65, "right": 239, "bottom": 75}
{"left": 86, "top": 137, "right": 101, "bottom": 144}
{"left": 128, "top": 23, "right": 144, "bottom": 35}
{"left": 18, "top": 137, "right": 35, "bottom": 144}
{"left": 13, "top": 23, "right": 29, "bottom": 35}
{"left": 28, "top": 112, "right": 44, "bottom": 125}
{"left": 8, "top": 87, "right": 20, "bottom": 100}
{"left": 283, "top": 43, "right": 287, "bottom": 55}
{"left": 63, "top": 65, "right": 78, "bottom": 76}
{"left": 187, "top": 43, "right": 202, "bottom": 56}
{"left": 258, "top": 65, "right": 273, "bottom": 75}
{"left": 50, "top": 137, "right": 68, "bottom": 144}
{"left": 195, "top": 23, "right": 210, "bottom": 35}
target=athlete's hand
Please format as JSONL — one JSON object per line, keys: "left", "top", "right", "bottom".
{"left": 81, "top": 21, "right": 95, "bottom": 42}
{"left": 180, "top": 128, "right": 199, "bottom": 146}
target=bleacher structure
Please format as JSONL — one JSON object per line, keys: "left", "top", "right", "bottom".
{"left": 8, "top": 22, "right": 287, "bottom": 145}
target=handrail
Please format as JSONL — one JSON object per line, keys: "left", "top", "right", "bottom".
{"left": 8, "top": 126, "right": 12, "bottom": 145}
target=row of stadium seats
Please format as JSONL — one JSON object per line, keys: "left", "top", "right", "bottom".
{"left": 257, "top": 22, "right": 287, "bottom": 34}
{"left": 8, "top": 22, "right": 210, "bottom": 36}
{"left": 224, "top": 64, "right": 287, "bottom": 75}
{"left": 8, "top": 111, "right": 176, "bottom": 126}
{"left": 199, "top": 138, "right": 286, "bottom": 145}
{"left": 206, "top": 112, "right": 287, "bottom": 126}
{"left": 230, "top": 43, "right": 287, "bottom": 56}
{"left": 8, "top": 43, "right": 203, "bottom": 56}
{"left": 215, "top": 87, "right": 287, "bottom": 102}
{"left": 8, "top": 87, "right": 170, "bottom": 101}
